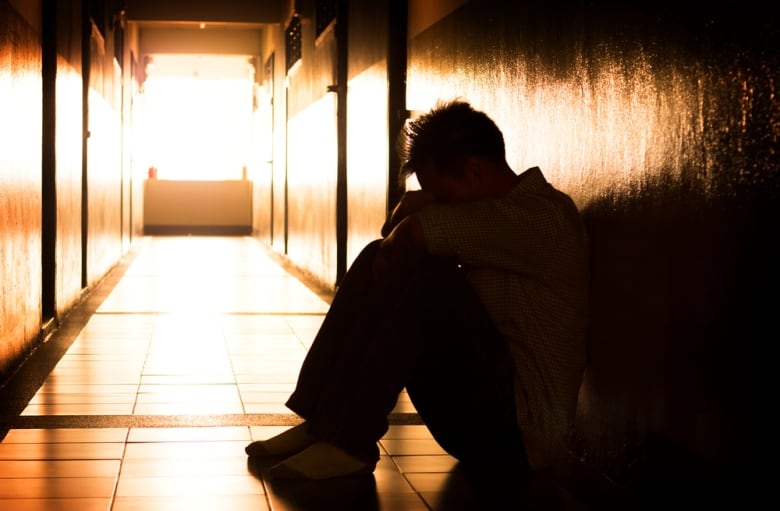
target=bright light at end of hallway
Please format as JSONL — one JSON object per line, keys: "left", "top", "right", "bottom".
{"left": 139, "top": 54, "right": 255, "bottom": 181}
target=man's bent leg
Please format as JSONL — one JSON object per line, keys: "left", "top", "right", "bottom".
{"left": 405, "top": 263, "right": 528, "bottom": 472}
{"left": 284, "top": 239, "right": 423, "bottom": 464}
{"left": 277, "top": 247, "right": 525, "bottom": 472}
{"left": 284, "top": 240, "right": 384, "bottom": 419}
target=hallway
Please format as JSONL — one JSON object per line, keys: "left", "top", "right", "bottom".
{"left": 0, "top": 235, "right": 594, "bottom": 511}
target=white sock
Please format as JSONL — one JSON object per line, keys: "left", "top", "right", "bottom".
{"left": 245, "top": 422, "right": 313, "bottom": 457}
{"left": 269, "top": 442, "right": 374, "bottom": 480}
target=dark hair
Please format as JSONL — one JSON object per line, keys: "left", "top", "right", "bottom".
{"left": 397, "top": 99, "right": 506, "bottom": 181}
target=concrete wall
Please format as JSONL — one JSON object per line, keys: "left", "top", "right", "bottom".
{"left": 283, "top": 4, "right": 340, "bottom": 287}
{"left": 0, "top": 0, "right": 43, "bottom": 379}
{"left": 52, "top": 0, "right": 85, "bottom": 319}
{"left": 269, "top": 0, "right": 401, "bottom": 287}
{"left": 143, "top": 179, "right": 252, "bottom": 232}
{"left": 344, "top": 0, "right": 395, "bottom": 269}
{"left": 1, "top": 0, "right": 135, "bottom": 381}
{"left": 402, "top": 0, "right": 773, "bottom": 497}
{"left": 84, "top": 18, "right": 124, "bottom": 286}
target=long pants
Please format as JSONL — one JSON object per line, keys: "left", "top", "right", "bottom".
{"left": 285, "top": 239, "right": 527, "bottom": 470}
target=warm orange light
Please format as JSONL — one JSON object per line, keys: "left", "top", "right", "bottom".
{"left": 137, "top": 55, "right": 255, "bottom": 181}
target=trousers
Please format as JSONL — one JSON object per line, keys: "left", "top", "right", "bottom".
{"left": 285, "top": 239, "right": 527, "bottom": 469}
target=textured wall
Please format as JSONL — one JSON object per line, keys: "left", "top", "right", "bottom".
{"left": 85, "top": 22, "right": 124, "bottom": 287}
{"left": 279, "top": 0, "right": 399, "bottom": 281}
{"left": 345, "top": 64, "right": 390, "bottom": 267}
{"left": 282, "top": 7, "right": 340, "bottom": 287}
{"left": 143, "top": 180, "right": 252, "bottom": 228}
{"left": 53, "top": 0, "right": 84, "bottom": 319}
{"left": 125, "top": 24, "right": 146, "bottom": 246}
{"left": 285, "top": 95, "right": 339, "bottom": 287}
{"left": 406, "top": 0, "right": 775, "bottom": 492}
{"left": 270, "top": 28, "right": 287, "bottom": 255}
{"left": 250, "top": 61, "right": 274, "bottom": 244}
{"left": 0, "top": 0, "right": 43, "bottom": 380}
{"left": 344, "top": 1, "right": 392, "bottom": 268}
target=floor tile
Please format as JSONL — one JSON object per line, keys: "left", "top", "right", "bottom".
{"left": 1, "top": 428, "right": 128, "bottom": 443}
{"left": 0, "top": 236, "right": 592, "bottom": 511}
{"left": 248, "top": 425, "right": 300, "bottom": 441}
{"left": 134, "top": 384, "right": 241, "bottom": 402}
{"left": 380, "top": 437, "right": 448, "bottom": 456}
{"left": 115, "top": 474, "right": 264, "bottom": 497}
{"left": 242, "top": 403, "right": 292, "bottom": 414}
{"left": 32, "top": 384, "right": 139, "bottom": 394}
{"left": 0, "top": 477, "right": 118, "bottom": 498}
{"left": 111, "top": 495, "right": 269, "bottom": 511}
{"left": 0, "top": 459, "right": 120, "bottom": 478}
{"left": 127, "top": 426, "right": 249, "bottom": 443}
{"left": 391, "top": 454, "right": 460, "bottom": 473}
{"left": 0, "top": 498, "right": 112, "bottom": 511}
{"left": 122, "top": 440, "right": 248, "bottom": 459}
{"left": 119, "top": 456, "right": 250, "bottom": 477}
{"left": 22, "top": 403, "right": 136, "bottom": 415}
{"left": 0, "top": 442, "right": 126, "bottom": 460}
{"left": 26, "top": 393, "right": 137, "bottom": 405}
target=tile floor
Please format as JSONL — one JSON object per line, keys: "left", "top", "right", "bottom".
{"left": 0, "top": 235, "right": 602, "bottom": 510}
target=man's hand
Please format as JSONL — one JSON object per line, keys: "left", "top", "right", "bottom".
{"left": 381, "top": 190, "right": 436, "bottom": 237}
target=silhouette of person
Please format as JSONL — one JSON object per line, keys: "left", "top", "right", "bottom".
{"left": 246, "top": 100, "right": 589, "bottom": 481}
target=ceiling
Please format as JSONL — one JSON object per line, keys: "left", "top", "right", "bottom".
{"left": 125, "top": 0, "right": 284, "bottom": 80}
{"left": 125, "top": 0, "right": 284, "bottom": 25}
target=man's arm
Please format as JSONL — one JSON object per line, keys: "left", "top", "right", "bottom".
{"left": 373, "top": 215, "right": 427, "bottom": 281}
{"left": 381, "top": 190, "right": 436, "bottom": 237}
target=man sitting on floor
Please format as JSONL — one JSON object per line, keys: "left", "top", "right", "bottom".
{"left": 246, "top": 99, "right": 589, "bottom": 481}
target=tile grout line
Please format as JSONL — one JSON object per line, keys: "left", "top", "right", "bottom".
{"left": 9, "top": 412, "right": 424, "bottom": 429}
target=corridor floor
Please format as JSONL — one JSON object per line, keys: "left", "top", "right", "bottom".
{"left": 0, "top": 235, "right": 596, "bottom": 511}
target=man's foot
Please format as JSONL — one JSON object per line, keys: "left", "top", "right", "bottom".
{"left": 268, "top": 442, "right": 375, "bottom": 480}
{"left": 245, "top": 422, "right": 314, "bottom": 458}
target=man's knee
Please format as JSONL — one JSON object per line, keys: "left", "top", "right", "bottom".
{"left": 413, "top": 258, "right": 471, "bottom": 302}
{"left": 340, "top": 240, "right": 383, "bottom": 282}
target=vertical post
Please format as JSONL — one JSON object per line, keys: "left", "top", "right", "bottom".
{"left": 335, "top": 0, "right": 348, "bottom": 285}
{"left": 386, "top": 0, "right": 408, "bottom": 216}
{"left": 42, "top": 0, "right": 57, "bottom": 326}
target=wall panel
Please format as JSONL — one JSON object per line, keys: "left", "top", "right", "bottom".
{"left": 250, "top": 53, "right": 274, "bottom": 244}
{"left": 282, "top": 5, "right": 340, "bottom": 288}
{"left": 345, "top": 65, "right": 389, "bottom": 266}
{"left": 285, "top": 94, "right": 338, "bottom": 287}
{"left": 344, "top": 0, "right": 392, "bottom": 268}
{"left": 406, "top": 0, "right": 775, "bottom": 492}
{"left": 52, "top": 0, "right": 84, "bottom": 318}
{"left": 85, "top": 21, "right": 123, "bottom": 288}
{"left": 0, "top": 0, "right": 42, "bottom": 379}
{"left": 54, "top": 54, "right": 84, "bottom": 317}
{"left": 85, "top": 88, "right": 123, "bottom": 286}
{"left": 270, "top": 29, "right": 286, "bottom": 254}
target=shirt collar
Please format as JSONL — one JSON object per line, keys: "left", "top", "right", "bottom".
{"left": 513, "top": 166, "right": 547, "bottom": 195}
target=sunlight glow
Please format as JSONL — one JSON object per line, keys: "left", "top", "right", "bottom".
{"left": 138, "top": 55, "right": 255, "bottom": 181}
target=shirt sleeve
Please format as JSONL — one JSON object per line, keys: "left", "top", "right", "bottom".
{"left": 415, "top": 192, "right": 567, "bottom": 275}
